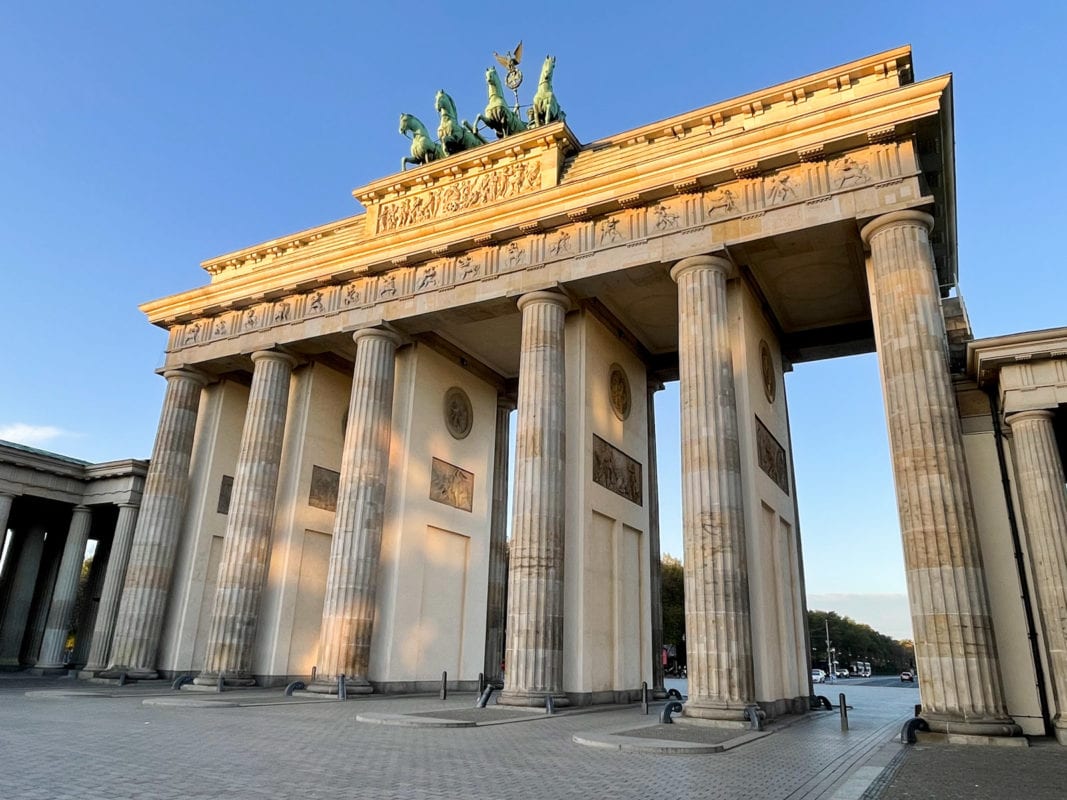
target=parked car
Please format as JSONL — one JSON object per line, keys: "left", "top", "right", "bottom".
{"left": 812, "top": 669, "right": 827, "bottom": 684}
{"left": 900, "top": 671, "right": 914, "bottom": 682}
{"left": 836, "top": 669, "right": 849, "bottom": 679}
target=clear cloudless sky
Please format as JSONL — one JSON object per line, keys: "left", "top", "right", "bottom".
{"left": 2, "top": 2, "right": 1063, "bottom": 640}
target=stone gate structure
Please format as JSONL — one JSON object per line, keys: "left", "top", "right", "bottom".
{"left": 2, "top": 46, "right": 1065, "bottom": 740}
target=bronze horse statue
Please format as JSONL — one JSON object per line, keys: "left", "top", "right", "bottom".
{"left": 399, "top": 113, "right": 443, "bottom": 170}
{"left": 477, "top": 67, "right": 527, "bottom": 139}
{"left": 530, "top": 55, "right": 565, "bottom": 127}
{"left": 435, "top": 90, "right": 487, "bottom": 156}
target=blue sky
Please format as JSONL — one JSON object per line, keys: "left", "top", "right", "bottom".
{"left": 2, "top": 2, "right": 1063, "bottom": 640}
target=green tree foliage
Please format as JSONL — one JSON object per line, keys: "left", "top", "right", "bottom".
{"left": 807, "top": 609, "right": 914, "bottom": 674}
{"left": 661, "top": 554, "right": 685, "bottom": 649}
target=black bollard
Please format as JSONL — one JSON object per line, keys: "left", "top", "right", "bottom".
{"left": 338, "top": 673, "right": 347, "bottom": 701}
{"left": 476, "top": 685, "right": 494, "bottom": 708}
{"left": 478, "top": 672, "right": 485, "bottom": 695}
{"left": 118, "top": 671, "right": 128, "bottom": 687}
{"left": 216, "top": 672, "right": 224, "bottom": 693}
{"left": 441, "top": 671, "right": 448, "bottom": 701}
{"left": 642, "top": 681, "right": 648, "bottom": 715}
{"left": 545, "top": 694, "right": 554, "bottom": 715}
{"left": 839, "top": 693, "right": 849, "bottom": 731}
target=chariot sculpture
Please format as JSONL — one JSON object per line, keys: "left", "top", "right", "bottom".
{"left": 399, "top": 46, "right": 566, "bottom": 170}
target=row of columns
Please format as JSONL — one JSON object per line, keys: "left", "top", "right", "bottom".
{"left": 0, "top": 495, "right": 142, "bottom": 673}
{"left": 77, "top": 207, "right": 1060, "bottom": 743}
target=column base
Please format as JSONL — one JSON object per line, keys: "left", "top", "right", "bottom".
{"left": 99, "top": 667, "right": 160, "bottom": 681}
{"left": 497, "top": 690, "right": 570, "bottom": 708}
{"left": 1054, "top": 718, "right": 1067, "bottom": 746}
{"left": 682, "top": 697, "right": 752, "bottom": 725}
{"left": 922, "top": 711, "right": 1021, "bottom": 738}
{"left": 193, "top": 672, "right": 257, "bottom": 688}
{"left": 305, "top": 676, "right": 374, "bottom": 695}
{"left": 28, "top": 664, "right": 69, "bottom": 676}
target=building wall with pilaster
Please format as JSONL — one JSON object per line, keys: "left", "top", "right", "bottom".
{"left": 730, "top": 279, "right": 808, "bottom": 712}
{"left": 371, "top": 343, "right": 496, "bottom": 689}
{"left": 158, "top": 379, "right": 246, "bottom": 673}
{"left": 563, "top": 310, "right": 651, "bottom": 701}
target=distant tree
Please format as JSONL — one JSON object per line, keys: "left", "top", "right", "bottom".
{"left": 661, "top": 554, "right": 685, "bottom": 657}
{"left": 807, "top": 609, "right": 912, "bottom": 674}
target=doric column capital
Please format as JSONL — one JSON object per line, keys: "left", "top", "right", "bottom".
{"left": 516, "top": 289, "right": 571, "bottom": 314}
{"left": 161, "top": 367, "right": 210, "bottom": 386}
{"left": 71, "top": 504, "right": 92, "bottom": 515}
{"left": 116, "top": 501, "right": 140, "bottom": 510}
{"left": 250, "top": 349, "right": 299, "bottom": 369}
{"left": 351, "top": 327, "right": 402, "bottom": 348}
{"left": 670, "top": 253, "right": 734, "bottom": 283}
{"left": 1005, "top": 409, "right": 1056, "bottom": 428}
{"left": 860, "top": 210, "right": 935, "bottom": 246}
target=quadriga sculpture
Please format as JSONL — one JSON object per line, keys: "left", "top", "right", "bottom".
{"left": 530, "top": 55, "right": 565, "bottom": 127}
{"left": 399, "top": 113, "right": 443, "bottom": 170}
{"left": 435, "top": 90, "right": 487, "bottom": 156}
{"left": 477, "top": 67, "right": 527, "bottom": 139}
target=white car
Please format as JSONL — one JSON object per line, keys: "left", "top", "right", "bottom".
{"left": 811, "top": 669, "right": 827, "bottom": 684}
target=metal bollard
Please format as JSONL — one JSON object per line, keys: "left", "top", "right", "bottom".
{"left": 744, "top": 704, "right": 764, "bottom": 731}
{"left": 216, "top": 672, "right": 224, "bottom": 693}
{"left": 118, "top": 671, "right": 128, "bottom": 687}
{"left": 171, "top": 674, "right": 193, "bottom": 691}
{"left": 659, "top": 700, "right": 683, "bottom": 723}
{"left": 338, "top": 673, "right": 347, "bottom": 701}
{"left": 478, "top": 672, "right": 485, "bottom": 695}
{"left": 284, "top": 680, "right": 306, "bottom": 697}
{"left": 476, "top": 685, "right": 494, "bottom": 708}
{"left": 441, "top": 671, "right": 448, "bottom": 701}
{"left": 839, "top": 693, "right": 849, "bottom": 731}
{"left": 311, "top": 665, "right": 317, "bottom": 681}
{"left": 666, "top": 687, "right": 682, "bottom": 700}
{"left": 641, "top": 681, "right": 648, "bottom": 715}
{"left": 545, "top": 694, "right": 554, "bottom": 715}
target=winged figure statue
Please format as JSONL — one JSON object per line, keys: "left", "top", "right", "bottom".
{"left": 494, "top": 40, "right": 524, "bottom": 92}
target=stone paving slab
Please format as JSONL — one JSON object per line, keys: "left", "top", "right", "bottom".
{"left": 8, "top": 675, "right": 1054, "bottom": 800}
{"left": 573, "top": 722, "right": 770, "bottom": 754}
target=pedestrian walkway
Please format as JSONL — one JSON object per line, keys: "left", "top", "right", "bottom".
{"left": 0, "top": 674, "right": 1054, "bottom": 800}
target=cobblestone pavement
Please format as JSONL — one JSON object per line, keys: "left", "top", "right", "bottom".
{"left": 868, "top": 739, "right": 1067, "bottom": 800}
{"left": 0, "top": 673, "right": 1023, "bottom": 800}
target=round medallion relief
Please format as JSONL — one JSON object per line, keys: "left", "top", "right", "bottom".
{"left": 759, "top": 340, "right": 777, "bottom": 404}
{"left": 443, "top": 387, "right": 473, "bottom": 439}
{"left": 609, "top": 364, "right": 631, "bottom": 421}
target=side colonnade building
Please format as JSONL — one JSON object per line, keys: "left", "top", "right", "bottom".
{"left": 1, "top": 46, "right": 1062, "bottom": 739}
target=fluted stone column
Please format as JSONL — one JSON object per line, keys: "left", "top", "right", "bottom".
{"left": 647, "top": 381, "right": 667, "bottom": 698}
{"left": 195, "top": 350, "right": 296, "bottom": 686}
{"left": 862, "top": 210, "right": 1016, "bottom": 736}
{"left": 484, "top": 399, "right": 512, "bottom": 686}
{"left": 83, "top": 503, "right": 141, "bottom": 673}
{"left": 0, "top": 494, "right": 12, "bottom": 547}
{"left": 107, "top": 367, "right": 208, "bottom": 678}
{"left": 35, "top": 505, "right": 93, "bottom": 670}
{"left": 310, "top": 328, "right": 400, "bottom": 694}
{"left": 499, "top": 291, "right": 570, "bottom": 708}
{"left": 671, "top": 254, "right": 755, "bottom": 722}
{"left": 0, "top": 526, "right": 45, "bottom": 667}
{"left": 1005, "top": 409, "right": 1067, "bottom": 744}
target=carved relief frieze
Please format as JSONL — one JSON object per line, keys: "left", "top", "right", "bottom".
{"left": 592, "top": 434, "right": 642, "bottom": 506}
{"left": 429, "top": 457, "right": 474, "bottom": 512}
{"left": 375, "top": 157, "right": 542, "bottom": 234}
{"left": 755, "top": 416, "right": 790, "bottom": 494}
{"left": 170, "top": 143, "right": 915, "bottom": 354}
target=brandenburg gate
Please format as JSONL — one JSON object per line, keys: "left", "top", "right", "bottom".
{"left": 51, "top": 45, "right": 1064, "bottom": 740}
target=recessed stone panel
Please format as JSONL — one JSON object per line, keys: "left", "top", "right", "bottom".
{"left": 591, "top": 435, "right": 642, "bottom": 506}
{"left": 309, "top": 465, "right": 340, "bottom": 512}
{"left": 429, "top": 457, "right": 474, "bottom": 512}
{"left": 216, "top": 475, "right": 233, "bottom": 515}
{"left": 755, "top": 416, "right": 789, "bottom": 494}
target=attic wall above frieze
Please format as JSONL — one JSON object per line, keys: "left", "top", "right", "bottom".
{"left": 164, "top": 138, "right": 925, "bottom": 361}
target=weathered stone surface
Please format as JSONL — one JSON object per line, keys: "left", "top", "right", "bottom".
{"left": 1006, "top": 409, "right": 1067, "bottom": 744}
{"left": 195, "top": 350, "right": 296, "bottom": 686}
{"left": 35, "top": 506, "right": 93, "bottom": 669}
{"left": 671, "top": 254, "right": 755, "bottom": 722}
{"left": 500, "top": 291, "right": 570, "bottom": 708}
{"left": 83, "top": 503, "right": 140, "bottom": 672}
{"left": 107, "top": 368, "right": 208, "bottom": 677}
{"left": 862, "top": 210, "right": 1016, "bottom": 737}
{"left": 310, "top": 328, "right": 400, "bottom": 694}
